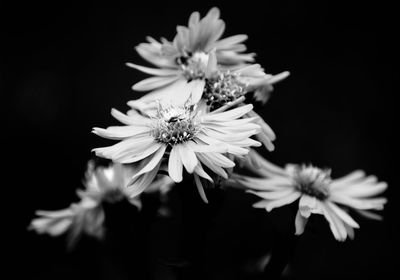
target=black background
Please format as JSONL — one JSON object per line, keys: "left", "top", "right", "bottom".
{"left": 2, "top": 1, "right": 397, "bottom": 279}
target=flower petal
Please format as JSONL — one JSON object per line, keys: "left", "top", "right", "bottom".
{"left": 132, "top": 76, "right": 180, "bottom": 91}
{"left": 168, "top": 146, "right": 183, "bottom": 182}
{"left": 194, "top": 174, "right": 209, "bottom": 203}
{"left": 178, "top": 143, "right": 198, "bottom": 173}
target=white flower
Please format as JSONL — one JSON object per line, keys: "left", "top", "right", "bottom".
{"left": 200, "top": 61, "right": 288, "bottom": 151}
{"left": 128, "top": 56, "right": 287, "bottom": 151}
{"left": 126, "top": 7, "right": 258, "bottom": 106}
{"left": 29, "top": 161, "right": 174, "bottom": 246}
{"left": 233, "top": 157, "right": 388, "bottom": 241}
{"left": 92, "top": 101, "right": 261, "bottom": 202}
{"left": 30, "top": 199, "right": 105, "bottom": 248}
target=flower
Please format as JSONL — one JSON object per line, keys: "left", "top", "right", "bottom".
{"left": 29, "top": 199, "right": 105, "bottom": 248}
{"left": 29, "top": 161, "right": 174, "bottom": 246}
{"left": 92, "top": 100, "right": 261, "bottom": 202}
{"left": 125, "top": 7, "right": 262, "bottom": 106}
{"left": 128, "top": 56, "right": 288, "bottom": 151}
{"left": 203, "top": 64, "right": 289, "bottom": 111}
{"left": 200, "top": 62, "right": 289, "bottom": 151}
{"left": 233, "top": 157, "right": 388, "bottom": 241}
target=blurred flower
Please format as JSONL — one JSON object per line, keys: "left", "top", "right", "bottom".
{"left": 29, "top": 161, "right": 174, "bottom": 247}
{"left": 233, "top": 157, "right": 388, "bottom": 241}
{"left": 30, "top": 199, "right": 105, "bottom": 248}
{"left": 92, "top": 100, "right": 261, "bottom": 202}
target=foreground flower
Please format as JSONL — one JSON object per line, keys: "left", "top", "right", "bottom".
{"left": 233, "top": 158, "right": 388, "bottom": 241}
{"left": 92, "top": 101, "right": 261, "bottom": 202}
{"left": 129, "top": 57, "right": 287, "bottom": 151}
{"left": 29, "top": 161, "right": 174, "bottom": 247}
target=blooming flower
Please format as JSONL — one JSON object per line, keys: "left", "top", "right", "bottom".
{"left": 126, "top": 7, "right": 287, "bottom": 108}
{"left": 128, "top": 54, "right": 287, "bottom": 151}
{"left": 233, "top": 157, "right": 388, "bottom": 241}
{"left": 200, "top": 60, "right": 289, "bottom": 151}
{"left": 130, "top": 7, "right": 254, "bottom": 87}
{"left": 92, "top": 100, "right": 261, "bottom": 202}
{"left": 29, "top": 161, "right": 174, "bottom": 246}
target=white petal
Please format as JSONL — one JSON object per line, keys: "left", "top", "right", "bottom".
{"left": 126, "top": 63, "right": 178, "bottom": 76}
{"left": 194, "top": 174, "right": 209, "bottom": 203}
{"left": 320, "top": 202, "right": 348, "bottom": 241}
{"left": 326, "top": 201, "right": 359, "bottom": 229}
{"left": 168, "top": 146, "right": 183, "bottom": 182}
{"left": 188, "top": 79, "right": 206, "bottom": 104}
{"left": 203, "top": 104, "right": 254, "bottom": 121}
{"left": 330, "top": 170, "right": 366, "bottom": 188}
{"left": 118, "top": 142, "right": 163, "bottom": 163}
{"left": 214, "top": 34, "right": 249, "bottom": 50}
{"left": 193, "top": 164, "right": 213, "bottom": 182}
{"left": 200, "top": 152, "right": 235, "bottom": 168}
{"left": 92, "top": 125, "right": 151, "bottom": 140}
{"left": 178, "top": 144, "right": 198, "bottom": 173}
{"left": 295, "top": 210, "right": 308, "bottom": 235}
{"left": 299, "top": 195, "right": 318, "bottom": 218}
{"left": 130, "top": 145, "right": 166, "bottom": 180}
{"left": 205, "top": 49, "right": 218, "bottom": 77}
{"left": 127, "top": 162, "right": 161, "bottom": 198}
{"left": 186, "top": 141, "right": 228, "bottom": 153}
{"left": 132, "top": 76, "right": 180, "bottom": 91}
{"left": 248, "top": 188, "right": 296, "bottom": 200}
{"left": 188, "top": 11, "right": 200, "bottom": 27}
{"left": 196, "top": 153, "right": 228, "bottom": 178}
{"left": 253, "top": 192, "right": 301, "bottom": 212}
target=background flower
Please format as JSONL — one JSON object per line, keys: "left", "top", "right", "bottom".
{"left": 234, "top": 158, "right": 388, "bottom": 241}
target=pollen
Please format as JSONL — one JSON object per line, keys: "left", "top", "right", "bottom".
{"left": 152, "top": 104, "right": 199, "bottom": 146}
{"left": 203, "top": 71, "right": 247, "bottom": 111}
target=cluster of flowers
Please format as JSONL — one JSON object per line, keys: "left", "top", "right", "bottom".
{"left": 30, "top": 7, "right": 387, "bottom": 245}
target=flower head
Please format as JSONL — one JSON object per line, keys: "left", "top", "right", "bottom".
{"left": 92, "top": 100, "right": 261, "bottom": 202}
{"left": 128, "top": 60, "right": 287, "bottom": 151}
{"left": 233, "top": 155, "right": 388, "bottom": 241}
{"left": 29, "top": 161, "right": 174, "bottom": 247}
{"left": 126, "top": 7, "right": 260, "bottom": 106}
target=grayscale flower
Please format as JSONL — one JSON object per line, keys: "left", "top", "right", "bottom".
{"left": 29, "top": 161, "right": 174, "bottom": 246}
{"left": 233, "top": 156, "right": 387, "bottom": 241}
{"left": 92, "top": 100, "right": 261, "bottom": 202}
{"left": 126, "top": 7, "right": 284, "bottom": 107}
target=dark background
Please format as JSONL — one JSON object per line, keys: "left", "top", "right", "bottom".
{"left": 2, "top": 1, "right": 397, "bottom": 279}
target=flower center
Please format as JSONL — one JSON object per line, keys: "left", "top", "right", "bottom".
{"left": 293, "top": 165, "right": 331, "bottom": 200}
{"left": 177, "top": 51, "right": 208, "bottom": 81}
{"left": 203, "top": 71, "right": 247, "bottom": 111}
{"left": 152, "top": 104, "right": 199, "bottom": 146}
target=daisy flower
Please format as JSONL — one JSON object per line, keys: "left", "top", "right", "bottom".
{"left": 233, "top": 158, "right": 388, "bottom": 241}
{"left": 128, "top": 53, "right": 287, "bottom": 151}
{"left": 29, "top": 161, "right": 173, "bottom": 247}
{"left": 127, "top": 7, "right": 286, "bottom": 106}
{"left": 201, "top": 59, "right": 289, "bottom": 151}
{"left": 92, "top": 100, "right": 261, "bottom": 202}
